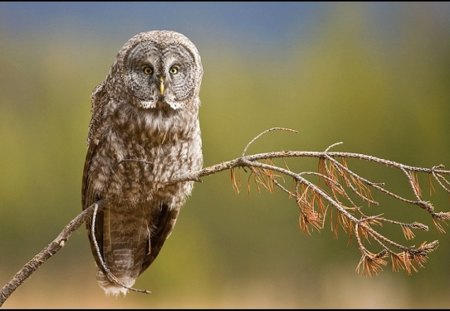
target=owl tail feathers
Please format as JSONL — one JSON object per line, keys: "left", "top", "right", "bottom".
{"left": 96, "top": 269, "right": 136, "bottom": 296}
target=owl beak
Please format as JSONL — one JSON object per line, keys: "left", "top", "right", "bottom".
{"left": 159, "top": 77, "right": 165, "bottom": 96}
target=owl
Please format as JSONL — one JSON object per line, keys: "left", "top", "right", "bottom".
{"left": 81, "top": 30, "right": 203, "bottom": 296}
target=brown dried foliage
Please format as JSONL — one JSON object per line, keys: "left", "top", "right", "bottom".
{"left": 228, "top": 129, "right": 450, "bottom": 277}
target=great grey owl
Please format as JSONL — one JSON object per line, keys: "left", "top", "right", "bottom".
{"left": 81, "top": 30, "right": 203, "bottom": 295}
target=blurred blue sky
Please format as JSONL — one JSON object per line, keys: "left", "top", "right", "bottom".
{"left": 0, "top": 2, "right": 323, "bottom": 44}
{"left": 1, "top": 2, "right": 449, "bottom": 54}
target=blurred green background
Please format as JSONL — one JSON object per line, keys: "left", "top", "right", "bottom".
{"left": 0, "top": 2, "right": 449, "bottom": 308}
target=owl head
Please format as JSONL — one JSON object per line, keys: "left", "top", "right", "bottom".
{"left": 111, "top": 30, "right": 203, "bottom": 112}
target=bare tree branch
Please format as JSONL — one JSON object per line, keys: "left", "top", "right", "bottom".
{"left": 1, "top": 128, "right": 449, "bottom": 306}
{"left": 0, "top": 204, "right": 96, "bottom": 306}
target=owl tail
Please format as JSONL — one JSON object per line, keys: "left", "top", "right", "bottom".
{"left": 96, "top": 269, "right": 136, "bottom": 296}
{"left": 95, "top": 203, "right": 150, "bottom": 296}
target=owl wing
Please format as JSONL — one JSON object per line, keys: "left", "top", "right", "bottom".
{"left": 87, "top": 81, "right": 109, "bottom": 147}
{"left": 82, "top": 81, "right": 110, "bottom": 271}
{"left": 82, "top": 80, "right": 109, "bottom": 210}
{"left": 140, "top": 203, "right": 181, "bottom": 275}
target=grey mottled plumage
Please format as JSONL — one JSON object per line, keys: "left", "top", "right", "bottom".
{"left": 82, "top": 30, "right": 203, "bottom": 295}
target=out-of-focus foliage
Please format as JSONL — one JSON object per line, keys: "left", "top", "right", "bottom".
{"left": 0, "top": 2, "right": 449, "bottom": 308}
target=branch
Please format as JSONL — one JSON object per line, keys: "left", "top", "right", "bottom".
{"left": 168, "top": 128, "right": 449, "bottom": 276}
{"left": 0, "top": 204, "right": 96, "bottom": 306}
{"left": 1, "top": 128, "right": 449, "bottom": 305}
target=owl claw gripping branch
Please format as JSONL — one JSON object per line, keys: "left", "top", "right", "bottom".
{"left": 82, "top": 30, "right": 203, "bottom": 295}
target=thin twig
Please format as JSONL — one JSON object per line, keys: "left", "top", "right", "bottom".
{"left": 90, "top": 203, "right": 151, "bottom": 295}
{"left": 242, "top": 127, "right": 298, "bottom": 157}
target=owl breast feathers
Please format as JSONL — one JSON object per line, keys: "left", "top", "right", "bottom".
{"left": 81, "top": 30, "right": 203, "bottom": 295}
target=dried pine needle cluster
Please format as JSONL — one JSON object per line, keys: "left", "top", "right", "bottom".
{"left": 229, "top": 128, "right": 450, "bottom": 277}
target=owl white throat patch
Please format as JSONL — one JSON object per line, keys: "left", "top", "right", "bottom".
{"left": 138, "top": 99, "right": 183, "bottom": 111}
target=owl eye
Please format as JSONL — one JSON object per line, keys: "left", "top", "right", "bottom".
{"left": 143, "top": 66, "right": 153, "bottom": 75}
{"left": 169, "top": 65, "right": 180, "bottom": 75}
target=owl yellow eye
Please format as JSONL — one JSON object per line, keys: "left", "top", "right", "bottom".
{"left": 143, "top": 66, "right": 153, "bottom": 75}
{"left": 169, "top": 65, "right": 180, "bottom": 75}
